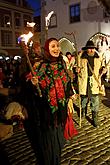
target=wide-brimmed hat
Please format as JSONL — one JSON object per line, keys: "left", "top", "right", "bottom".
{"left": 82, "top": 40, "right": 97, "bottom": 50}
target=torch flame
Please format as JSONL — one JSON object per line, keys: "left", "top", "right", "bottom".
{"left": 18, "top": 31, "right": 33, "bottom": 45}
{"left": 27, "top": 22, "right": 35, "bottom": 28}
{"left": 45, "top": 11, "right": 54, "bottom": 27}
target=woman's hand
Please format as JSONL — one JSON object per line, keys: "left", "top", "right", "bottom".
{"left": 20, "top": 41, "right": 29, "bottom": 55}
{"left": 70, "top": 94, "right": 78, "bottom": 100}
{"left": 31, "top": 76, "right": 38, "bottom": 85}
{"left": 101, "top": 67, "right": 107, "bottom": 75}
{"left": 76, "top": 66, "right": 81, "bottom": 73}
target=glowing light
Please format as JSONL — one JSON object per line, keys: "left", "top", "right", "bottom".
{"left": 18, "top": 31, "right": 33, "bottom": 45}
{"left": 14, "top": 56, "right": 21, "bottom": 60}
{"left": 27, "top": 22, "right": 35, "bottom": 27}
{"left": 7, "top": 22, "right": 10, "bottom": 25}
{"left": 0, "top": 56, "right": 3, "bottom": 60}
{"left": 45, "top": 11, "right": 54, "bottom": 27}
{"left": 5, "top": 57, "right": 10, "bottom": 61}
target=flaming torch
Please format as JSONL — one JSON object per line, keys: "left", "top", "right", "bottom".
{"left": 45, "top": 11, "right": 54, "bottom": 39}
{"left": 18, "top": 29, "right": 42, "bottom": 97}
{"left": 18, "top": 31, "right": 33, "bottom": 45}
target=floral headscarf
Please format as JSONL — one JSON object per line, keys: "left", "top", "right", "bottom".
{"left": 43, "top": 38, "right": 62, "bottom": 62}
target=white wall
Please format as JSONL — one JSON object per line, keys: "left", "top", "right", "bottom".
{"left": 45, "top": 0, "right": 110, "bottom": 51}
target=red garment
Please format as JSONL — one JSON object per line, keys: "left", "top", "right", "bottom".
{"left": 64, "top": 112, "right": 78, "bottom": 140}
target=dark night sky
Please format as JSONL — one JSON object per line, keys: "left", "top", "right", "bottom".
{"left": 26, "top": 0, "right": 41, "bottom": 16}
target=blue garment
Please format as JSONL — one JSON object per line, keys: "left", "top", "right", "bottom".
{"left": 81, "top": 75, "right": 99, "bottom": 113}
{"left": 81, "top": 94, "right": 99, "bottom": 113}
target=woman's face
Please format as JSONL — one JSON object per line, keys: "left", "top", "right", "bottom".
{"left": 49, "top": 40, "right": 60, "bottom": 57}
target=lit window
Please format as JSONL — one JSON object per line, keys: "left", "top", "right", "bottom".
{"left": 70, "top": 3, "right": 80, "bottom": 23}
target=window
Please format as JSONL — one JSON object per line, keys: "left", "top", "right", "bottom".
{"left": 16, "top": 0, "right": 21, "bottom": 5}
{"left": 15, "top": 32, "right": 21, "bottom": 46}
{"left": 87, "top": 1, "right": 97, "bottom": 14}
{"left": 49, "top": 14, "right": 57, "bottom": 28}
{"left": 22, "top": 0, "right": 29, "bottom": 7}
{"left": 70, "top": 3, "right": 80, "bottom": 23}
{"left": 1, "top": 30, "right": 13, "bottom": 47}
{"left": 15, "top": 13, "right": 21, "bottom": 28}
{"left": 0, "top": 9, "right": 11, "bottom": 27}
{"left": 15, "top": 17, "right": 20, "bottom": 27}
{"left": 23, "top": 15, "right": 32, "bottom": 27}
{"left": 4, "top": 15, "right": 11, "bottom": 27}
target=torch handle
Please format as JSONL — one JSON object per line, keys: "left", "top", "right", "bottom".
{"left": 25, "top": 53, "right": 42, "bottom": 97}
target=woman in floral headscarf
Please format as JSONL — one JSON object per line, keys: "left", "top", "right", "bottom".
{"left": 26, "top": 38, "right": 77, "bottom": 165}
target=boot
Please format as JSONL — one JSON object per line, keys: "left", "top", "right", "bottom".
{"left": 81, "top": 108, "right": 85, "bottom": 117}
{"left": 92, "top": 111, "right": 98, "bottom": 127}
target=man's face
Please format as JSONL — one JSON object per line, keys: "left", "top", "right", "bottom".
{"left": 87, "top": 48, "right": 95, "bottom": 56}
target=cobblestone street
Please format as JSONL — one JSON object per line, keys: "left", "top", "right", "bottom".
{"left": 0, "top": 89, "right": 110, "bottom": 165}
{"left": 61, "top": 88, "right": 110, "bottom": 165}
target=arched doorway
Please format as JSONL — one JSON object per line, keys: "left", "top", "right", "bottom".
{"left": 89, "top": 32, "right": 110, "bottom": 52}
{"left": 89, "top": 32, "right": 110, "bottom": 84}
{"left": 59, "top": 37, "right": 76, "bottom": 55}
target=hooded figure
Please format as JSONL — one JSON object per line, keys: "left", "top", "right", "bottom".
{"left": 28, "top": 37, "right": 76, "bottom": 165}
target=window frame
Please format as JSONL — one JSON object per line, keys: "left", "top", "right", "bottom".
{"left": 48, "top": 13, "right": 57, "bottom": 29}
{"left": 14, "top": 12, "right": 21, "bottom": 28}
{"left": 1, "top": 30, "right": 13, "bottom": 47}
{"left": 4, "top": 14, "right": 11, "bottom": 27}
{"left": 69, "top": 3, "right": 80, "bottom": 23}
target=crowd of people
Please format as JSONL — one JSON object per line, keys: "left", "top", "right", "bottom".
{"left": 0, "top": 30, "right": 109, "bottom": 165}
{"left": 0, "top": 57, "right": 22, "bottom": 110}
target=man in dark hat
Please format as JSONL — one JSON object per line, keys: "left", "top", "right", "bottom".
{"left": 78, "top": 40, "right": 106, "bottom": 127}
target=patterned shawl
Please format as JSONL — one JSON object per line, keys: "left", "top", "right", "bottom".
{"left": 34, "top": 60, "right": 70, "bottom": 114}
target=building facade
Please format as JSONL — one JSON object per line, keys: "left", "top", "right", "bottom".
{"left": 0, "top": 0, "right": 33, "bottom": 58}
{"left": 44, "top": 0, "right": 110, "bottom": 54}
